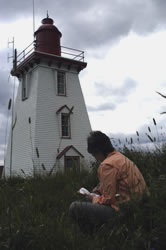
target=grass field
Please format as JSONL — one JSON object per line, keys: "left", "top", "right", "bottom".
{"left": 0, "top": 145, "right": 166, "bottom": 250}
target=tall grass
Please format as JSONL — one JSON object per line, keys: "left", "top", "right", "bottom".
{"left": 0, "top": 145, "right": 166, "bottom": 249}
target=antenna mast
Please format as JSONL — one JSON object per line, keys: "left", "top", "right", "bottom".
{"left": 33, "top": 0, "right": 35, "bottom": 37}
{"left": 7, "top": 37, "right": 14, "bottom": 63}
{"left": 7, "top": 38, "right": 16, "bottom": 177}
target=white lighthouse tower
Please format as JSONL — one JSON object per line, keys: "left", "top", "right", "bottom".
{"left": 5, "top": 16, "right": 91, "bottom": 176}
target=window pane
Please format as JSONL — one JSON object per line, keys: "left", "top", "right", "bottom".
{"left": 61, "top": 113, "right": 70, "bottom": 137}
{"left": 57, "top": 71, "right": 66, "bottom": 95}
{"left": 22, "top": 76, "right": 27, "bottom": 100}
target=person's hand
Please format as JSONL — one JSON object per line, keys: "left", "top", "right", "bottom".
{"left": 85, "top": 193, "right": 95, "bottom": 200}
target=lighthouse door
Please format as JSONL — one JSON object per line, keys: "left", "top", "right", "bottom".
{"left": 64, "top": 156, "right": 80, "bottom": 172}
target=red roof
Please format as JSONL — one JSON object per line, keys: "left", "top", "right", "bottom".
{"left": 34, "top": 17, "right": 62, "bottom": 37}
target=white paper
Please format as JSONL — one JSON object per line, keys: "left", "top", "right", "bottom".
{"left": 78, "top": 187, "right": 100, "bottom": 196}
{"left": 79, "top": 187, "right": 90, "bottom": 195}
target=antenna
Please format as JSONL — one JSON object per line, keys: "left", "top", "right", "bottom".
{"left": 7, "top": 37, "right": 14, "bottom": 63}
{"left": 10, "top": 77, "right": 16, "bottom": 177}
{"left": 33, "top": 0, "right": 35, "bottom": 37}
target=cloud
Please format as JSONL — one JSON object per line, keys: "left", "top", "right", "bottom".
{"left": 0, "top": 69, "right": 13, "bottom": 115}
{"left": 87, "top": 102, "right": 116, "bottom": 112}
{"left": 108, "top": 117, "right": 166, "bottom": 150}
{"left": 0, "top": 114, "right": 8, "bottom": 165}
{"left": 0, "top": 0, "right": 34, "bottom": 22}
{"left": 87, "top": 78, "right": 137, "bottom": 113}
{"left": 1, "top": 0, "right": 166, "bottom": 162}
{"left": 0, "top": 113, "right": 7, "bottom": 136}
{"left": 0, "top": 144, "right": 5, "bottom": 165}
{"left": 0, "top": 0, "right": 98, "bottom": 26}
{"left": 95, "top": 78, "right": 138, "bottom": 102}
{"left": 1, "top": 0, "right": 166, "bottom": 49}
{"left": 0, "top": 50, "right": 13, "bottom": 164}
{"left": 159, "top": 106, "right": 166, "bottom": 114}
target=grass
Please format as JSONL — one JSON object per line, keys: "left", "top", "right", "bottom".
{"left": 0, "top": 145, "right": 166, "bottom": 249}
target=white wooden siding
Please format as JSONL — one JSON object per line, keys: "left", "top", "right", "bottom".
{"left": 5, "top": 61, "right": 92, "bottom": 176}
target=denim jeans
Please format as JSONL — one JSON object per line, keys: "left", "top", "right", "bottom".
{"left": 69, "top": 201, "right": 116, "bottom": 234}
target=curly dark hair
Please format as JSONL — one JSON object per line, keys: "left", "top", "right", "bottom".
{"left": 87, "top": 131, "right": 115, "bottom": 157}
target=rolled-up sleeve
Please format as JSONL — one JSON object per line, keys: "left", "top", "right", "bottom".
{"left": 92, "top": 164, "right": 118, "bottom": 206}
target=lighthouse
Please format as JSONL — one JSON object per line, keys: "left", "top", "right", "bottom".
{"left": 5, "top": 16, "right": 92, "bottom": 176}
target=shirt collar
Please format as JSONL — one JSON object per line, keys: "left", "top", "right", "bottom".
{"left": 107, "top": 150, "right": 118, "bottom": 158}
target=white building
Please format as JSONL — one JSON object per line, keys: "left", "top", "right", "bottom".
{"left": 5, "top": 16, "right": 92, "bottom": 176}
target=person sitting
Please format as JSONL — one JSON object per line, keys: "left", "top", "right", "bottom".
{"left": 69, "top": 131, "right": 147, "bottom": 233}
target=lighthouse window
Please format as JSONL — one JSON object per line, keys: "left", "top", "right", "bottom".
{"left": 22, "top": 75, "right": 28, "bottom": 101}
{"left": 57, "top": 71, "right": 66, "bottom": 96}
{"left": 61, "top": 113, "right": 71, "bottom": 138}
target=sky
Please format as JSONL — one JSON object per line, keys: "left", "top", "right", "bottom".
{"left": 1, "top": 0, "right": 166, "bottom": 164}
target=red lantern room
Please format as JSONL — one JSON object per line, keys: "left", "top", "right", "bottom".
{"left": 11, "top": 15, "right": 86, "bottom": 78}
{"left": 34, "top": 16, "right": 62, "bottom": 56}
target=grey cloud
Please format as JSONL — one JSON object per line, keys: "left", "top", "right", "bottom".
{"left": 0, "top": 69, "right": 16, "bottom": 164}
{"left": 108, "top": 116, "right": 166, "bottom": 149}
{"left": 1, "top": 1, "right": 166, "bottom": 50}
{"left": 0, "top": 112, "right": 10, "bottom": 165}
{"left": 138, "top": 118, "right": 166, "bottom": 142}
{"left": 95, "top": 78, "right": 138, "bottom": 102}
{"left": 87, "top": 102, "right": 116, "bottom": 112}
{"left": 0, "top": 68, "right": 12, "bottom": 163}
{"left": 0, "top": 117, "right": 7, "bottom": 144}
{"left": 109, "top": 132, "right": 158, "bottom": 152}
{"left": 0, "top": 144, "right": 5, "bottom": 164}
{"left": 109, "top": 131, "right": 150, "bottom": 146}
{"left": 0, "top": 0, "right": 96, "bottom": 22}
{"left": 0, "top": 69, "right": 13, "bottom": 115}
{"left": 60, "top": 0, "right": 166, "bottom": 49}
{"left": 0, "top": 50, "right": 13, "bottom": 163}
{"left": 159, "top": 105, "right": 166, "bottom": 114}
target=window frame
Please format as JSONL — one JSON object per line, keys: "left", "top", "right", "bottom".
{"left": 57, "top": 71, "right": 66, "bottom": 96}
{"left": 61, "top": 113, "right": 71, "bottom": 138}
{"left": 22, "top": 75, "right": 28, "bottom": 101}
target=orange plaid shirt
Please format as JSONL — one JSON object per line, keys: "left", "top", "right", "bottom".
{"left": 92, "top": 150, "right": 147, "bottom": 211}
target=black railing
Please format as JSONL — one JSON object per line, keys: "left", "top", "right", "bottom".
{"left": 16, "top": 41, "right": 85, "bottom": 66}
{"left": 17, "top": 41, "right": 35, "bottom": 65}
{"left": 61, "top": 46, "right": 84, "bottom": 62}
